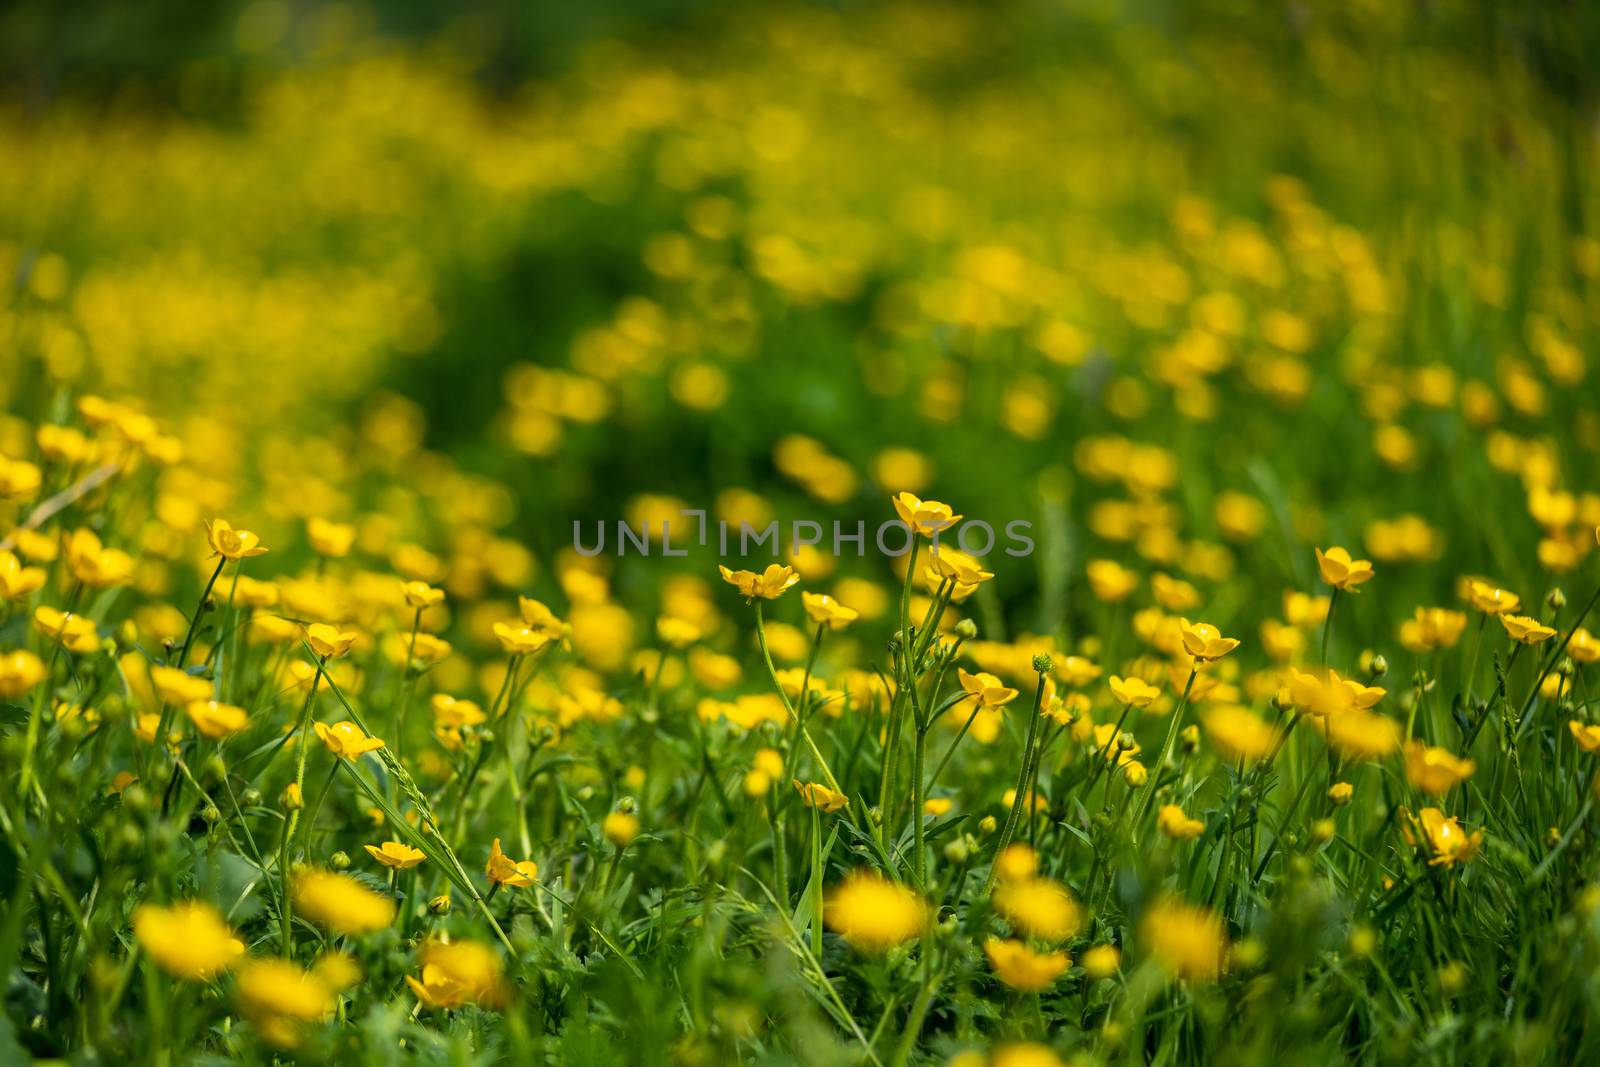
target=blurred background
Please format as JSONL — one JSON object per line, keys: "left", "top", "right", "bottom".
{"left": 3, "top": 0, "right": 1598, "bottom": 641}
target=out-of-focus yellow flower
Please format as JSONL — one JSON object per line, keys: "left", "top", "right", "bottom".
{"left": 1086, "top": 559, "right": 1139, "bottom": 602}
{"left": 65, "top": 528, "right": 134, "bottom": 588}
{"left": 0, "top": 650, "right": 48, "bottom": 698}
{"left": 131, "top": 900, "right": 244, "bottom": 980}
{"left": 1569, "top": 628, "right": 1599, "bottom": 665}
{"left": 1328, "top": 781, "right": 1355, "bottom": 805}
{"left": 1404, "top": 740, "right": 1476, "bottom": 796}
{"left": 0, "top": 550, "right": 46, "bottom": 599}
{"left": 313, "top": 720, "right": 385, "bottom": 758}
{"left": 148, "top": 664, "right": 211, "bottom": 705}
{"left": 801, "top": 592, "right": 858, "bottom": 630}
{"left": 992, "top": 876, "right": 1080, "bottom": 942}
{"left": 1158, "top": 804, "right": 1205, "bottom": 840}
{"left": 1500, "top": 614, "right": 1556, "bottom": 644}
{"left": 603, "top": 811, "right": 640, "bottom": 846}
{"left": 1283, "top": 591, "right": 1331, "bottom": 629}
{"left": 824, "top": 871, "right": 929, "bottom": 952}
{"left": 1568, "top": 720, "right": 1600, "bottom": 753}
{"left": 292, "top": 869, "right": 396, "bottom": 934}
{"left": 1081, "top": 944, "right": 1121, "bottom": 980}
{"left": 204, "top": 518, "right": 268, "bottom": 561}
{"left": 1319, "top": 707, "right": 1402, "bottom": 761}
{"left": 1398, "top": 607, "right": 1469, "bottom": 652}
{"left": 718, "top": 563, "right": 799, "bottom": 600}
{"left": 990, "top": 1044, "right": 1066, "bottom": 1067}
{"left": 984, "top": 938, "right": 1069, "bottom": 992}
{"left": 365, "top": 841, "right": 426, "bottom": 869}
{"left": 0, "top": 455, "right": 42, "bottom": 499}
{"left": 486, "top": 837, "right": 538, "bottom": 886}
{"left": 1202, "top": 704, "right": 1278, "bottom": 763}
{"left": 891, "top": 492, "right": 962, "bottom": 537}
{"left": 403, "top": 580, "right": 445, "bottom": 609}
{"left": 185, "top": 700, "right": 249, "bottom": 740}
{"left": 794, "top": 779, "right": 850, "bottom": 813}
{"left": 1152, "top": 572, "right": 1201, "bottom": 612}
{"left": 234, "top": 957, "right": 334, "bottom": 1049}
{"left": 1141, "top": 896, "right": 1228, "bottom": 981}
{"left": 655, "top": 616, "right": 701, "bottom": 648}
{"left": 405, "top": 939, "right": 508, "bottom": 1009}
{"left": 432, "top": 694, "right": 486, "bottom": 729}
{"left": 34, "top": 606, "right": 101, "bottom": 654}
{"left": 1178, "top": 619, "right": 1239, "bottom": 662}
{"left": 1108, "top": 674, "right": 1160, "bottom": 707}
{"left": 306, "top": 518, "right": 356, "bottom": 559}
{"left": 305, "top": 623, "right": 357, "bottom": 659}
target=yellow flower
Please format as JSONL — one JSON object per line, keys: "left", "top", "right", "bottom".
{"left": 1315, "top": 546, "right": 1374, "bottom": 592}
{"left": 1403, "top": 739, "right": 1476, "bottom": 796}
{"left": 492, "top": 621, "right": 554, "bottom": 656}
{"left": 292, "top": 869, "right": 396, "bottom": 934}
{"left": 306, "top": 518, "right": 356, "bottom": 559}
{"left": 0, "top": 454, "right": 42, "bottom": 499}
{"left": 992, "top": 876, "right": 1081, "bottom": 942}
{"left": 959, "top": 668, "right": 1019, "bottom": 708}
{"left": 204, "top": 518, "right": 269, "bottom": 561}
{"left": 1086, "top": 559, "right": 1139, "bottom": 602}
{"left": 150, "top": 665, "right": 213, "bottom": 705}
{"left": 1500, "top": 614, "right": 1556, "bottom": 644}
{"left": 655, "top": 616, "right": 702, "bottom": 648}
{"left": 1568, "top": 720, "right": 1600, "bottom": 753}
{"left": 405, "top": 939, "right": 508, "bottom": 1010}
{"left": 131, "top": 900, "right": 244, "bottom": 981}
{"left": 1413, "top": 807, "right": 1483, "bottom": 867}
{"left": 313, "top": 720, "right": 385, "bottom": 758}
{"left": 984, "top": 938, "right": 1069, "bottom": 992}
{"left": 1141, "top": 897, "right": 1228, "bottom": 981}
{"left": 1398, "top": 607, "right": 1469, "bottom": 652}
{"left": 1569, "top": 628, "right": 1599, "bottom": 665}
{"left": 486, "top": 837, "right": 539, "bottom": 886}
{"left": 1202, "top": 704, "right": 1278, "bottom": 763}
{"left": 1158, "top": 804, "right": 1205, "bottom": 840}
{"left": 0, "top": 550, "right": 46, "bottom": 599}
{"left": 64, "top": 528, "right": 134, "bottom": 588}
{"left": 824, "top": 871, "right": 929, "bottom": 952}
{"left": 718, "top": 563, "right": 800, "bottom": 600}
{"left": 365, "top": 841, "right": 426, "bottom": 869}
{"left": 991, "top": 1044, "right": 1066, "bottom": 1067}
{"left": 0, "top": 650, "right": 48, "bottom": 698}
{"left": 927, "top": 547, "right": 993, "bottom": 587}
{"left": 1467, "top": 580, "right": 1519, "bottom": 615}
{"left": 305, "top": 623, "right": 358, "bottom": 659}
{"left": 234, "top": 958, "right": 334, "bottom": 1049}
{"left": 1090, "top": 722, "right": 1142, "bottom": 766}
{"left": 34, "top": 606, "right": 101, "bottom": 654}
{"left": 794, "top": 779, "right": 851, "bottom": 813}
{"left": 1178, "top": 619, "right": 1240, "bottom": 662}
{"left": 1328, "top": 781, "right": 1355, "bottom": 805}
{"left": 431, "top": 694, "right": 486, "bottom": 729}
{"left": 403, "top": 580, "right": 446, "bottom": 609}
{"left": 185, "top": 700, "right": 249, "bottom": 740}
{"left": 891, "top": 492, "right": 962, "bottom": 537}
{"left": 1108, "top": 674, "right": 1160, "bottom": 708}
{"left": 1319, "top": 707, "right": 1402, "bottom": 761}
{"left": 603, "top": 811, "right": 640, "bottom": 847}
{"left": 1080, "top": 944, "right": 1122, "bottom": 980}
{"left": 801, "top": 592, "right": 859, "bottom": 630}
{"left": 517, "top": 596, "right": 567, "bottom": 639}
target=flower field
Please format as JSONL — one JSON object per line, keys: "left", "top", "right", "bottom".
{"left": 3, "top": 1, "right": 1600, "bottom": 1064}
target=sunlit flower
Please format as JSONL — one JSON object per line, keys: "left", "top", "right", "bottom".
{"left": 603, "top": 811, "right": 640, "bottom": 846}
{"left": 794, "top": 779, "right": 850, "bottom": 813}
{"left": 718, "top": 563, "right": 800, "bottom": 600}
{"left": 305, "top": 623, "right": 358, "bottom": 659}
{"left": 313, "top": 720, "right": 385, "bottom": 758}
{"left": 405, "top": 939, "right": 508, "bottom": 1009}
{"left": 1108, "top": 674, "right": 1160, "bottom": 707}
{"left": 1178, "top": 618, "right": 1239, "bottom": 662}
{"left": 656, "top": 616, "right": 702, "bottom": 648}
{"left": 1158, "top": 804, "right": 1205, "bottom": 840}
{"left": 1467, "top": 580, "right": 1519, "bottom": 615}
{"left": 403, "top": 580, "right": 445, "bottom": 609}
{"left": 492, "top": 621, "right": 554, "bottom": 656}
{"left": 984, "top": 938, "right": 1069, "bottom": 992}
{"left": 0, "top": 550, "right": 46, "bottom": 599}
{"left": 1568, "top": 720, "right": 1600, "bottom": 753}
{"left": 365, "top": 841, "right": 426, "bottom": 869}
{"left": 0, "top": 650, "right": 48, "bottom": 698}
{"left": 992, "top": 877, "right": 1080, "bottom": 942}
{"left": 1411, "top": 807, "right": 1482, "bottom": 867}
{"left": 486, "top": 837, "right": 538, "bottom": 886}
{"left": 1398, "top": 607, "right": 1469, "bottom": 652}
{"left": 1404, "top": 740, "right": 1476, "bottom": 796}
{"left": 959, "top": 668, "right": 1019, "bottom": 708}
{"left": 234, "top": 957, "right": 334, "bottom": 1049}
{"left": 1500, "top": 614, "right": 1556, "bottom": 644}
{"left": 131, "top": 900, "right": 244, "bottom": 980}
{"left": 186, "top": 700, "right": 249, "bottom": 740}
{"left": 1315, "top": 546, "right": 1374, "bottom": 592}
{"left": 927, "top": 547, "right": 993, "bottom": 587}
{"left": 801, "top": 592, "right": 859, "bottom": 630}
{"left": 1087, "top": 559, "right": 1139, "bottom": 602}
{"left": 306, "top": 518, "right": 356, "bottom": 559}
{"left": 65, "top": 528, "right": 134, "bottom": 587}
{"left": 204, "top": 518, "right": 269, "bottom": 561}
{"left": 1141, "top": 897, "right": 1228, "bottom": 981}
{"left": 1081, "top": 944, "right": 1121, "bottom": 980}
{"left": 34, "top": 606, "right": 100, "bottom": 654}
{"left": 891, "top": 492, "right": 962, "bottom": 537}
{"left": 824, "top": 871, "right": 929, "bottom": 951}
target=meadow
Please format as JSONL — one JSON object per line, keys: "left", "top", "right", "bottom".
{"left": 2, "top": 1, "right": 1600, "bottom": 1063}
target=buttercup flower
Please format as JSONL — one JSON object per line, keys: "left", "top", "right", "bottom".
{"left": 1315, "top": 546, "right": 1374, "bottom": 591}
{"left": 131, "top": 900, "right": 244, "bottom": 980}
{"left": 0, "top": 550, "right": 46, "bottom": 599}
{"left": 1404, "top": 740, "right": 1476, "bottom": 796}
{"left": 794, "top": 779, "right": 851, "bottom": 812}
{"left": 185, "top": 700, "right": 249, "bottom": 739}
{"left": 1087, "top": 559, "right": 1140, "bottom": 602}
{"left": 313, "top": 720, "right": 386, "bottom": 758}
{"left": 1467, "top": 580, "right": 1519, "bottom": 615}
{"left": 984, "top": 938, "right": 1070, "bottom": 992}
{"left": 486, "top": 837, "right": 539, "bottom": 886}
{"left": 1568, "top": 720, "right": 1600, "bottom": 753}
{"left": 959, "top": 668, "right": 1019, "bottom": 708}
{"left": 492, "top": 621, "right": 554, "bottom": 655}
{"left": 1413, "top": 807, "right": 1482, "bottom": 867}
{"left": 150, "top": 665, "right": 213, "bottom": 705}
{"left": 824, "top": 871, "right": 929, "bottom": 951}
{"left": 1109, "top": 674, "right": 1160, "bottom": 707}
{"left": 306, "top": 517, "right": 356, "bottom": 558}
{"left": 0, "top": 650, "right": 48, "bottom": 698}
{"left": 718, "top": 563, "right": 800, "bottom": 600}
{"left": 365, "top": 841, "right": 426, "bottom": 869}
{"left": 292, "top": 869, "right": 396, "bottom": 934}
{"left": 992, "top": 876, "right": 1081, "bottom": 942}
{"left": 656, "top": 616, "right": 702, "bottom": 647}
{"left": 403, "top": 580, "right": 446, "bottom": 609}
{"left": 1141, "top": 897, "right": 1228, "bottom": 981}
{"left": 1203, "top": 704, "right": 1277, "bottom": 763}
{"left": 305, "top": 623, "right": 358, "bottom": 659}
{"left": 234, "top": 958, "right": 335, "bottom": 1049}
{"left": 603, "top": 811, "right": 640, "bottom": 846}
{"left": 204, "top": 518, "right": 269, "bottom": 561}
{"left": 928, "top": 548, "right": 994, "bottom": 587}
{"left": 1178, "top": 619, "right": 1240, "bottom": 662}
{"left": 801, "top": 592, "right": 859, "bottom": 630}
{"left": 64, "top": 528, "right": 134, "bottom": 587}
{"left": 34, "top": 606, "right": 100, "bottom": 654}
{"left": 1158, "top": 804, "right": 1205, "bottom": 840}
{"left": 406, "top": 939, "right": 508, "bottom": 1009}
{"left": 1081, "top": 944, "right": 1122, "bottom": 980}
{"left": 891, "top": 492, "right": 962, "bottom": 537}
{"left": 1500, "top": 614, "right": 1556, "bottom": 644}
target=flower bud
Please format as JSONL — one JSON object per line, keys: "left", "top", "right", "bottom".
{"left": 943, "top": 838, "right": 969, "bottom": 864}
{"left": 1547, "top": 587, "right": 1567, "bottom": 612}
{"left": 282, "top": 782, "right": 304, "bottom": 811}
{"left": 330, "top": 850, "right": 351, "bottom": 870}
{"left": 1327, "top": 781, "right": 1353, "bottom": 806}
{"left": 978, "top": 815, "right": 997, "bottom": 835}
{"left": 954, "top": 618, "right": 978, "bottom": 640}
{"left": 201, "top": 803, "right": 221, "bottom": 825}
{"left": 1369, "top": 654, "right": 1388, "bottom": 679}
{"left": 1031, "top": 653, "right": 1054, "bottom": 674}
{"left": 429, "top": 893, "right": 452, "bottom": 916}
{"left": 240, "top": 787, "right": 263, "bottom": 808}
